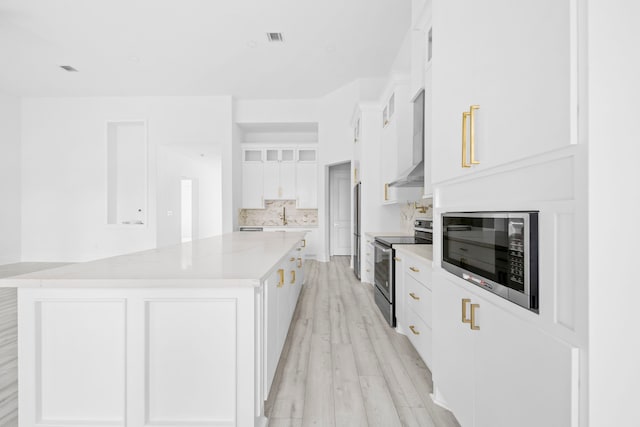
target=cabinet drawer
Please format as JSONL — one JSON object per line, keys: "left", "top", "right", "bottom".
{"left": 405, "top": 259, "right": 431, "bottom": 289}
{"left": 405, "top": 306, "right": 432, "bottom": 368}
{"left": 405, "top": 274, "right": 432, "bottom": 327}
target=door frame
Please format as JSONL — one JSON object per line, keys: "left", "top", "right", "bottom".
{"left": 325, "top": 161, "right": 352, "bottom": 259}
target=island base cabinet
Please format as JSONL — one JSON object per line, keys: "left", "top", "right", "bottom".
{"left": 433, "top": 273, "right": 579, "bottom": 427}
{"left": 18, "top": 287, "right": 259, "bottom": 427}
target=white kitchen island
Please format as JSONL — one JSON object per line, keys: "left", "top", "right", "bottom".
{"left": 0, "top": 232, "right": 307, "bottom": 427}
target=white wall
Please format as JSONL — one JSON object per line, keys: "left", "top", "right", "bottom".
{"left": 0, "top": 92, "right": 21, "bottom": 265}
{"left": 156, "top": 146, "right": 222, "bottom": 248}
{"left": 20, "top": 96, "right": 231, "bottom": 262}
{"left": 587, "top": 1, "right": 640, "bottom": 425}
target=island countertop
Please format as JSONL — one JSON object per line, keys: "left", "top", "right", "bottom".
{"left": 0, "top": 231, "right": 306, "bottom": 289}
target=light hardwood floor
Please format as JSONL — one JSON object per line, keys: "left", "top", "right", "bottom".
{"left": 265, "top": 257, "right": 460, "bottom": 427}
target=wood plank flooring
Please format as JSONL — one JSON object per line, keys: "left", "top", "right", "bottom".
{"left": 266, "top": 257, "right": 460, "bottom": 427}
{"left": 0, "top": 288, "right": 18, "bottom": 427}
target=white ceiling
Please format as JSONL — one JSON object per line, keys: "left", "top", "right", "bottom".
{"left": 0, "top": 0, "right": 410, "bottom": 98}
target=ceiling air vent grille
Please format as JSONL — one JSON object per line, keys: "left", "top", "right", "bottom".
{"left": 266, "top": 33, "right": 284, "bottom": 42}
{"left": 59, "top": 65, "right": 78, "bottom": 72}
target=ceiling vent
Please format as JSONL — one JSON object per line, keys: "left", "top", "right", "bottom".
{"left": 59, "top": 65, "right": 78, "bottom": 72}
{"left": 266, "top": 33, "right": 284, "bottom": 42}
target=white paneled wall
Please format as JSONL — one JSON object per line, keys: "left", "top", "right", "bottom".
{"left": 0, "top": 93, "right": 21, "bottom": 265}
{"left": 20, "top": 96, "right": 232, "bottom": 262}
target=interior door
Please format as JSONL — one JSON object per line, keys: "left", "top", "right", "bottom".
{"left": 329, "top": 164, "right": 351, "bottom": 256}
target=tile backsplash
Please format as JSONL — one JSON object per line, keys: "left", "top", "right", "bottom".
{"left": 239, "top": 200, "right": 318, "bottom": 227}
{"left": 399, "top": 198, "right": 433, "bottom": 233}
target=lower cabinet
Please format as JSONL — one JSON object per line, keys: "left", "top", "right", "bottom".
{"left": 363, "top": 237, "right": 375, "bottom": 284}
{"left": 433, "top": 272, "right": 578, "bottom": 427}
{"left": 264, "top": 228, "right": 318, "bottom": 259}
{"left": 264, "top": 241, "right": 305, "bottom": 396}
{"left": 395, "top": 249, "right": 433, "bottom": 368}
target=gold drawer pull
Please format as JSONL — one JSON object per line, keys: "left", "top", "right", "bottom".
{"left": 470, "top": 105, "right": 480, "bottom": 165}
{"left": 278, "top": 269, "right": 285, "bottom": 287}
{"left": 409, "top": 267, "right": 420, "bottom": 273}
{"left": 302, "top": 239, "right": 306, "bottom": 247}
{"left": 409, "top": 292, "right": 420, "bottom": 301}
{"left": 462, "top": 111, "right": 471, "bottom": 168}
{"left": 297, "top": 248, "right": 302, "bottom": 251}
{"left": 290, "top": 257, "right": 295, "bottom": 261}
{"left": 462, "top": 298, "right": 471, "bottom": 324}
{"left": 409, "top": 325, "right": 420, "bottom": 335}
{"left": 290, "top": 270, "right": 296, "bottom": 284}
{"left": 470, "top": 303, "right": 480, "bottom": 330}
{"left": 297, "top": 258, "right": 302, "bottom": 268}
{"left": 394, "top": 257, "right": 402, "bottom": 262}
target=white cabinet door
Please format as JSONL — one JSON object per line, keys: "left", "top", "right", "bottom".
{"left": 280, "top": 162, "right": 297, "bottom": 199}
{"left": 474, "top": 305, "right": 577, "bottom": 427}
{"left": 394, "top": 255, "right": 406, "bottom": 331}
{"left": 242, "top": 162, "right": 264, "bottom": 208}
{"left": 265, "top": 268, "right": 281, "bottom": 394}
{"left": 263, "top": 162, "right": 280, "bottom": 200}
{"left": 432, "top": 277, "right": 475, "bottom": 427}
{"left": 431, "top": 0, "right": 572, "bottom": 183}
{"left": 296, "top": 163, "right": 317, "bottom": 208}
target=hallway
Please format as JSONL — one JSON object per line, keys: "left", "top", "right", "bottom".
{"left": 265, "top": 257, "right": 459, "bottom": 427}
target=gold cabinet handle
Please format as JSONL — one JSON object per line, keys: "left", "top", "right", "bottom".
{"left": 297, "top": 258, "right": 302, "bottom": 268}
{"left": 302, "top": 239, "right": 306, "bottom": 247}
{"left": 469, "top": 105, "right": 480, "bottom": 164}
{"left": 409, "top": 266, "right": 420, "bottom": 273}
{"left": 409, "top": 292, "right": 420, "bottom": 301}
{"left": 470, "top": 303, "right": 480, "bottom": 330}
{"left": 297, "top": 248, "right": 302, "bottom": 251}
{"left": 290, "top": 257, "right": 295, "bottom": 261}
{"left": 461, "top": 298, "right": 471, "bottom": 324}
{"left": 277, "top": 269, "right": 285, "bottom": 287}
{"left": 394, "top": 257, "right": 402, "bottom": 262}
{"left": 290, "top": 270, "right": 296, "bottom": 284}
{"left": 462, "top": 112, "right": 471, "bottom": 168}
{"left": 409, "top": 325, "right": 420, "bottom": 335}
{"left": 384, "top": 183, "right": 389, "bottom": 201}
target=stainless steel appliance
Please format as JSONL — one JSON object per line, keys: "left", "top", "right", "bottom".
{"left": 353, "top": 182, "right": 361, "bottom": 279}
{"left": 239, "top": 227, "right": 264, "bottom": 231}
{"left": 442, "top": 211, "right": 539, "bottom": 312}
{"left": 373, "top": 219, "right": 433, "bottom": 326}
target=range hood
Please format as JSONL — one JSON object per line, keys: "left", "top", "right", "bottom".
{"left": 389, "top": 90, "right": 425, "bottom": 188}
{"left": 388, "top": 160, "right": 424, "bottom": 187}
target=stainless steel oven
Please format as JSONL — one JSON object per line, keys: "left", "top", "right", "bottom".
{"left": 442, "top": 211, "right": 539, "bottom": 312}
{"left": 373, "top": 219, "right": 433, "bottom": 326}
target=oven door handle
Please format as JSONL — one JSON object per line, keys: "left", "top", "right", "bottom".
{"left": 374, "top": 242, "right": 392, "bottom": 253}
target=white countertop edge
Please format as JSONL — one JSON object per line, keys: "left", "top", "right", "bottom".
{"left": 2, "top": 278, "right": 263, "bottom": 289}
{"left": 363, "top": 231, "right": 412, "bottom": 239}
{"left": 0, "top": 232, "right": 306, "bottom": 289}
{"left": 394, "top": 244, "right": 434, "bottom": 263}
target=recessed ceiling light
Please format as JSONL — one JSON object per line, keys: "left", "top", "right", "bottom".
{"left": 266, "top": 33, "right": 284, "bottom": 43}
{"left": 59, "top": 65, "right": 78, "bottom": 72}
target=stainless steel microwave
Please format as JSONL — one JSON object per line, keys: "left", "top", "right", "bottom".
{"left": 442, "top": 211, "right": 539, "bottom": 313}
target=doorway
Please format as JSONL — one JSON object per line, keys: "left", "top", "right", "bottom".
{"left": 181, "top": 179, "right": 193, "bottom": 243}
{"left": 328, "top": 162, "right": 351, "bottom": 256}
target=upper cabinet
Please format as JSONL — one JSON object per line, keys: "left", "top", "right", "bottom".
{"left": 430, "top": 0, "right": 574, "bottom": 183}
{"left": 242, "top": 149, "right": 264, "bottom": 209}
{"left": 241, "top": 145, "right": 317, "bottom": 209}
{"left": 263, "top": 148, "right": 296, "bottom": 200}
